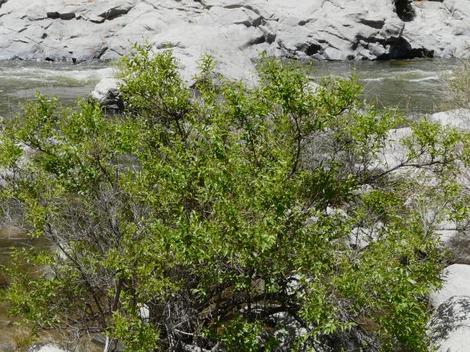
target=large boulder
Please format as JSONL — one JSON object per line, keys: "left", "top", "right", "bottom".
{"left": 375, "top": 127, "right": 412, "bottom": 170}
{"left": 429, "top": 265, "right": 470, "bottom": 350}
{"left": 91, "top": 77, "right": 123, "bottom": 112}
{"left": 446, "top": 228, "right": 470, "bottom": 265}
{"left": 430, "top": 264, "right": 470, "bottom": 308}
{"left": 373, "top": 110, "right": 470, "bottom": 249}
{"left": 429, "top": 109, "right": 470, "bottom": 132}
{"left": 429, "top": 296, "right": 470, "bottom": 352}
{"left": 429, "top": 109, "right": 470, "bottom": 258}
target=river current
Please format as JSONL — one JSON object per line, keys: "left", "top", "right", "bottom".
{"left": 0, "top": 58, "right": 462, "bottom": 118}
{"left": 0, "top": 61, "right": 114, "bottom": 118}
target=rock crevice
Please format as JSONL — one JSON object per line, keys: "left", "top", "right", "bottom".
{"left": 394, "top": 0, "right": 416, "bottom": 21}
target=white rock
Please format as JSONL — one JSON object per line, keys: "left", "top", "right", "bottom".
{"left": 435, "top": 220, "right": 460, "bottom": 244}
{"left": 429, "top": 109, "right": 470, "bottom": 132}
{"left": 28, "top": 344, "right": 69, "bottom": 352}
{"left": 430, "top": 264, "right": 470, "bottom": 308}
{"left": 91, "top": 77, "right": 121, "bottom": 101}
{"left": 138, "top": 303, "right": 150, "bottom": 321}
{"left": 436, "top": 327, "right": 470, "bottom": 352}
{"left": 375, "top": 127, "right": 412, "bottom": 171}
{"left": 349, "top": 224, "right": 382, "bottom": 250}
{"left": 429, "top": 296, "right": 470, "bottom": 352}
{"left": 1, "top": 0, "right": 470, "bottom": 80}
{"left": 91, "top": 78, "right": 123, "bottom": 111}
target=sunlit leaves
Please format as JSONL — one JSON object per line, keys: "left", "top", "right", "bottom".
{"left": 0, "top": 46, "right": 465, "bottom": 351}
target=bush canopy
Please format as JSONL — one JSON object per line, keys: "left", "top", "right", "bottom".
{"left": 1, "top": 46, "right": 469, "bottom": 351}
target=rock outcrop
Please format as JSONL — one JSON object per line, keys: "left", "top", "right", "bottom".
{"left": 429, "top": 295, "right": 470, "bottom": 352}
{"left": 430, "top": 265, "right": 470, "bottom": 308}
{"left": 1, "top": 0, "right": 470, "bottom": 80}
{"left": 429, "top": 109, "right": 470, "bottom": 132}
{"left": 428, "top": 266, "right": 470, "bottom": 351}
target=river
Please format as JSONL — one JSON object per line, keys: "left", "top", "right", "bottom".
{"left": 0, "top": 61, "right": 114, "bottom": 118}
{"left": 0, "top": 58, "right": 461, "bottom": 118}
{"left": 309, "top": 58, "right": 459, "bottom": 115}
{"left": 0, "top": 57, "right": 463, "bottom": 347}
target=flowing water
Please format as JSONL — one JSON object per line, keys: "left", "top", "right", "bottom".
{"left": 0, "top": 61, "right": 114, "bottom": 118}
{"left": 0, "top": 58, "right": 463, "bottom": 346}
{"left": 309, "top": 58, "right": 460, "bottom": 116}
{"left": 0, "top": 58, "right": 461, "bottom": 119}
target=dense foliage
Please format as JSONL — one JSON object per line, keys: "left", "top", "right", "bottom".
{"left": 1, "top": 46, "right": 469, "bottom": 351}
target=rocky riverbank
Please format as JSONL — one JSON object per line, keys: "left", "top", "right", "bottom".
{"left": 1, "top": 0, "right": 470, "bottom": 81}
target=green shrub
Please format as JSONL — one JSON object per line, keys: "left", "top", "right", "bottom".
{"left": 0, "top": 45, "right": 468, "bottom": 351}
